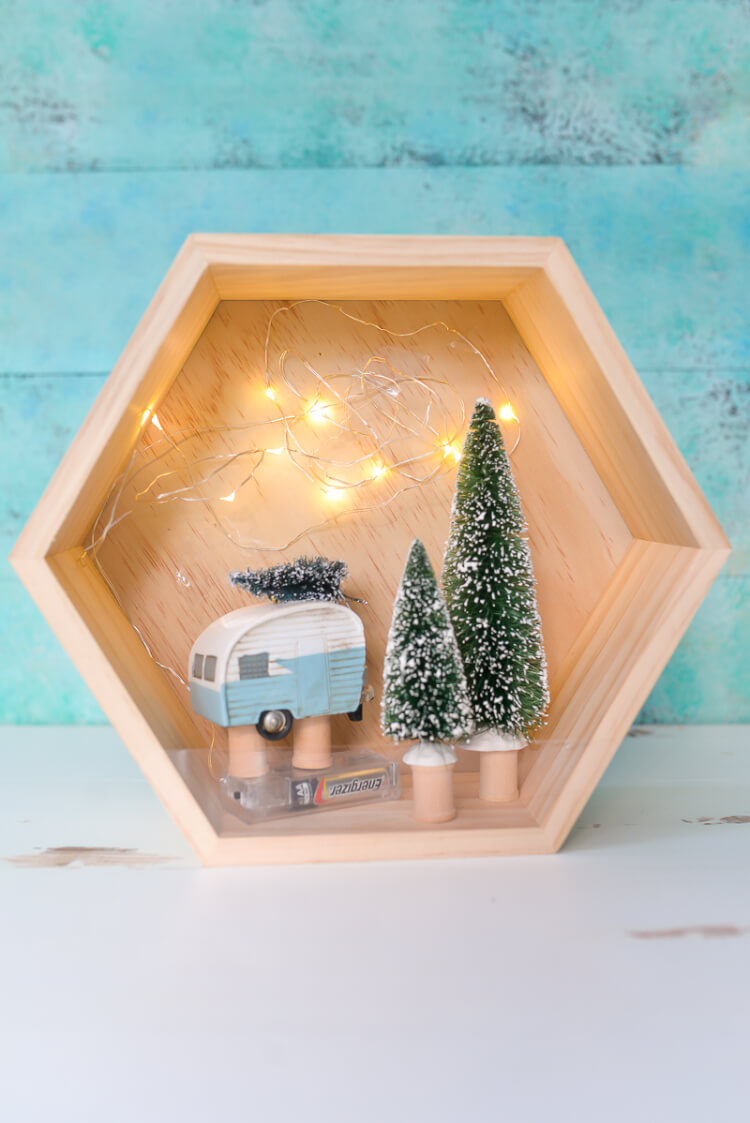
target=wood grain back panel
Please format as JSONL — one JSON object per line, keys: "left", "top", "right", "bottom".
{"left": 90, "top": 297, "right": 632, "bottom": 769}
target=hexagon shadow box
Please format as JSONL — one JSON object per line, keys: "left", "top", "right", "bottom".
{"left": 11, "top": 236, "right": 729, "bottom": 865}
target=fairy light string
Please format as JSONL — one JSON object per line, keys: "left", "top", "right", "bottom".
{"left": 85, "top": 300, "right": 522, "bottom": 688}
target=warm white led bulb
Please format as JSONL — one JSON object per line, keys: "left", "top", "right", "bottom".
{"left": 308, "top": 402, "right": 331, "bottom": 423}
{"left": 220, "top": 490, "right": 236, "bottom": 503}
{"left": 499, "top": 402, "right": 517, "bottom": 422}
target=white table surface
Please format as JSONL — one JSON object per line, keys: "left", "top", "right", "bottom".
{"left": 1, "top": 723, "right": 749, "bottom": 1123}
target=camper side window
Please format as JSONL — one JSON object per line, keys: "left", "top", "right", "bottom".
{"left": 192, "top": 654, "right": 203, "bottom": 679}
{"left": 203, "top": 656, "right": 217, "bottom": 682}
{"left": 239, "top": 652, "right": 270, "bottom": 679}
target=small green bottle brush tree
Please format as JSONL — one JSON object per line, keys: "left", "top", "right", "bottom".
{"left": 382, "top": 538, "right": 472, "bottom": 823}
{"left": 443, "top": 399, "right": 549, "bottom": 802}
{"left": 230, "top": 556, "right": 349, "bottom": 603}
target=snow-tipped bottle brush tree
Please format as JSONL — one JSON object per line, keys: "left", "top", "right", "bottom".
{"left": 442, "top": 398, "right": 549, "bottom": 802}
{"left": 230, "top": 556, "right": 348, "bottom": 603}
{"left": 382, "top": 538, "right": 472, "bottom": 823}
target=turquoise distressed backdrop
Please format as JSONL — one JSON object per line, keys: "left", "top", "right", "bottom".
{"left": 1, "top": 0, "right": 747, "bottom": 723}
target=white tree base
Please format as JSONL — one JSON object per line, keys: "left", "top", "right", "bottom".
{"left": 402, "top": 740, "right": 458, "bottom": 767}
{"left": 460, "top": 729, "right": 527, "bottom": 754}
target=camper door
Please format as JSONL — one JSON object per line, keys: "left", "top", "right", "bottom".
{"left": 295, "top": 634, "right": 331, "bottom": 719}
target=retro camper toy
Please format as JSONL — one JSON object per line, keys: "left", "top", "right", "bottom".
{"left": 188, "top": 557, "right": 398, "bottom": 822}
{"left": 188, "top": 598, "right": 368, "bottom": 756}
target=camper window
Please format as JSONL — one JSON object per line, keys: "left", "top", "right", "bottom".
{"left": 239, "top": 652, "right": 270, "bottom": 679}
{"left": 203, "top": 655, "right": 217, "bottom": 682}
{"left": 192, "top": 654, "right": 203, "bottom": 679}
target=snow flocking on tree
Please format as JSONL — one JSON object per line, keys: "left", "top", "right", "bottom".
{"left": 381, "top": 538, "right": 473, "bottom": 746}
{"left": 229, "top": 556, "right": 349, "bottom": 603}
{"left": 442, "top": 398, "right": 549, "bottom": 742}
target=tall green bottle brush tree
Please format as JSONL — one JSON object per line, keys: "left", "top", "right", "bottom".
{"left": 443, "top": 399, "right": 549, "bottom": 802}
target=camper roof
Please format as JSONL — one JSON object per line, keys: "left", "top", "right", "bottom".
{"left": 190, "top": 600, "right": 356, "bottom": 663}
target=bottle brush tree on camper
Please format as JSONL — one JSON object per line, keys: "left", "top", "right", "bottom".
{"left": 442, "top": 398, "right": 549, "bottom": 745}
{"left": 382, "top": 539, "right": 472, "bottom": 747}
{"left": 230, "top": 556, "right": 349, "bottom": 603}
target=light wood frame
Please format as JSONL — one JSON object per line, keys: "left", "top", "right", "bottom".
{"left": 11, "top": 235, "right": 729, "bottom": 865}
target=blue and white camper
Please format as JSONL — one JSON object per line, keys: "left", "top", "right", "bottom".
{"left": 188, "top": 601, "right": 367, "bottom": 740}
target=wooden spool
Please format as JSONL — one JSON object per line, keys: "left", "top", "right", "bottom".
{"left": 227, "top": 724, "right": 269, "bottom": 779}
{"left": 479, "top": 751, "right": 520, "bottom": 803}
{"left": 292, "top": 715, "right": 333, "bottom": 771}
{"left": 410, "top": 764, "right": 456, "bottom": 824}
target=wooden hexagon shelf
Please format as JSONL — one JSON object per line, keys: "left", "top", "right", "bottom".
{"left": 12, "top": 235, "right": 729, "bottom": 865}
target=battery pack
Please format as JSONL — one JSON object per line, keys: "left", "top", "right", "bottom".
{"left": 220, "top": 749, "right": 401, "bottom": 823}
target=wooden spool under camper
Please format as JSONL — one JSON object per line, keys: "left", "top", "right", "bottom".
{"left": 227, "top": 724, "right": 268, "bottom": 778}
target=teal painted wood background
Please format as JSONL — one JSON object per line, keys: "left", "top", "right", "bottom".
{"left": 1, "top": 0, "right": 748, "bottom": 724}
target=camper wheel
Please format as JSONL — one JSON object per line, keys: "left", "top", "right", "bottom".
{"left": 256, "top": 709, "right": 293, "bottom": 741}
{"left": 347, "top": 703, "right": 363, "bottom": 722}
